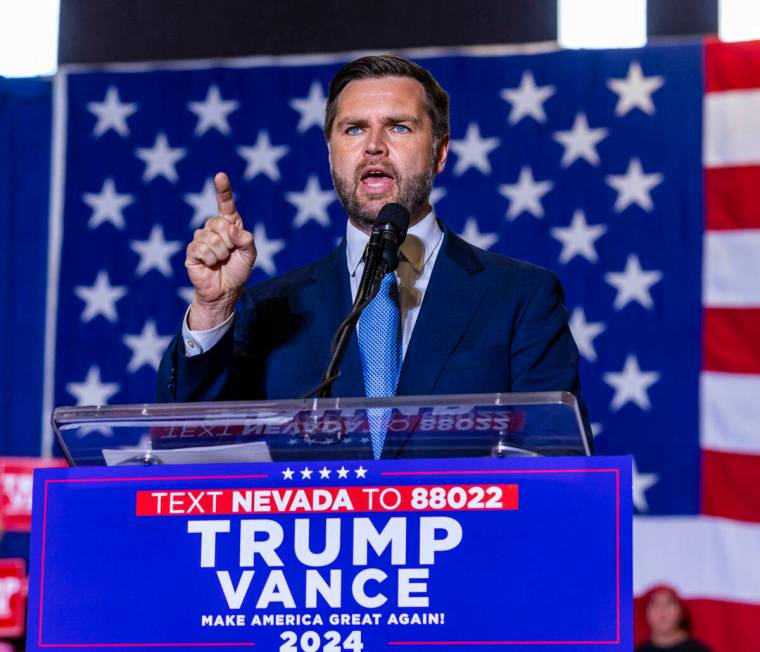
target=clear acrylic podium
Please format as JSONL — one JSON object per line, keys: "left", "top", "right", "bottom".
{"left": 51, "top": 391, "right": 591, "bottom": 466}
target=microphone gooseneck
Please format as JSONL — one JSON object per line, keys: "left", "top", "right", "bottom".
{"left": 303, "top": 203, "right": 411, "bottom": 399}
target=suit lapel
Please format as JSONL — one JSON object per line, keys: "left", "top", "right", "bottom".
{"left": 397, "top": 228, "right": 487, "bottom": 396}
{"left": 303, "top": 243, "right": 365, "bottom": 397}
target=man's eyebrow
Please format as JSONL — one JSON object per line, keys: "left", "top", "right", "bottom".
{"left": 336, "top": 114, "right": 422, "bottom": 127}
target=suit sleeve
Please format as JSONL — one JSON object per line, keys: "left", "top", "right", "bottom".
{"left": 509, "top": 270, "right": 593, "bottom": 448}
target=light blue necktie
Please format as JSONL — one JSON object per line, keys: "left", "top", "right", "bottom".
{"left": 358, "top": 272, "right": 402, "bottom": 459}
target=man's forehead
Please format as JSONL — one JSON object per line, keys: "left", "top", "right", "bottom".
{"left": 335, "top": 76, "right": 428, "bottom": 114}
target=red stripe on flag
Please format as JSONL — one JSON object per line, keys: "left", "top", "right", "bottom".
{"left": 706, "top": 39, "right": 760, "bottom": 92}
{"left": 635, "top": 596, "right": 760, "bottom": 652}
{"left": 703, "top": 308, "right": 760, "bottom": 373}
{"left": 701, "top": 449, "right": 760, "bottom": 523}
{"left": 705, "top": 166, "right": 760, "bottom": 229}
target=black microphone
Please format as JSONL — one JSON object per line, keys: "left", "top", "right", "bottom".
{"left": 355, "top": 203, "right": 410, "bottom": 306}
{"left": 304, "top": 203, "right": 410, "bottom": 399}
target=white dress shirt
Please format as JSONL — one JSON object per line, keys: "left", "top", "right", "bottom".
{"left": 182, "top": 211, "right": 444, "bottom": 358}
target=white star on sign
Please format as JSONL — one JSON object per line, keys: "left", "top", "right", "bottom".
{"left": 300, "top": 467, "right": 313, "bottom": 479}
{"left": 449, "top": 122, "right": 500, "bottom": 176}
{"left": 82, "top": 178, "right": 134, "bottom": 230}
{"left": 550, "top": 209, "right": 607, "bottom": 264}
{"left": 603, "top": 354, "right": 660, "bottom": 411}
{"left": 282, "top": 467, "right": 295, "bottom": 480}
{"left": 553, "top": 113, "right": 608, "bottom": 167}
{"left": 319, "top": 467, "right": 331, "bottom": 479}
{"left": 122, "top": 319, "right": 173, "bottom": 373}
{"left": 605, "top": 254, "right": 662, "bottom": 310}
{"left": 499, "top": 71, "right": 555, "bottom": 124}
{"left": 290, "top": 81, "right": 327, "bottom": 133}
{"left": 458, "top": 217, "right": 498, "bottom": 251}
{"left": 66, "top": 366, "right": 121, "bottom": 407}
{"left": 632, "top": 457, "right": 659, "bottom": 512}
{"left": 286, "top": 175, "right": 336, "bottom": 228}
{"left": 498, "top": 166, "right": 553, "bottom": 220}
{"left": 252, "top": 223, "right": 286, "bottom": 275}
{"left": 237, "top": 131, "right": 290, "bottom": 181}
{"left": 130, "top": 224, "right": 183, "bottom": 277}
{"left": 355, "top": 466, "right": 367, "bottom": 479}
{"left": 87, "top": 86, "right": 138, "bottom": 137}
{"left": 336, "top": 466, "right": 350, "bottom": 479}
{"left": 607, "top": 61, "right": 665, "bottom": 117}
{"left": 568, "top": 307, "right": 606, "bottom": 363}
{"left": 135, "top": 132, "right": 187, "bottom": 183}
{"left": 606, "top": 158, "right": 663, "bottom": 213}
{"left": 184, "top": 178, "right": 218, "bottom": 228}
{"left": 74, "top": 270, "right": 128, "bottom": 323}
{"left": 188, "top": 84, "right": 239, "bottom": 136}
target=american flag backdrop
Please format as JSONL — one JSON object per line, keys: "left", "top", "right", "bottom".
{"left": 36, "top": 41, "right": 759, "bottom": 650}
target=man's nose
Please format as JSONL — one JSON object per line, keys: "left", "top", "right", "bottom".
{"left": 364, "top": 128, "right": 388, "bottom": 156}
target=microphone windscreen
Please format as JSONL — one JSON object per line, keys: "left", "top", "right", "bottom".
{"left": 375, "top": 203, "right": 410, "bottom": 239}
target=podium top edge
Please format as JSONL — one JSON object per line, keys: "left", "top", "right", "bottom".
{"left": 52, "top": 391, "right": 578, "bottom": 423}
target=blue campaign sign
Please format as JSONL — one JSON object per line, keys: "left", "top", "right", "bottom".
{"left": 28, "top": 456, "right": 631, "bottom": 651}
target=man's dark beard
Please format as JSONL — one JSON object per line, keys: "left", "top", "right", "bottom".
{"left": 332, "top": 165, "right": 434, "bottom": 228}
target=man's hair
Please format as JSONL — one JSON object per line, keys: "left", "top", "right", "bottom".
{"left": 323, "top": 55, "right": 450, "bottom": 149}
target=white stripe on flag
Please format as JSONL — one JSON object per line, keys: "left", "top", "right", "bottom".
{"left": 705, "top": 90, "right": 760, "bottom": 167}
{"left": 701, "top": 371, "right": 760, "bottom": 454}
{"left": 703, "top": 230, "right": 760, "bottom": 307}
{"left": 634, "top": 515, "right": 760, "bottom": 603}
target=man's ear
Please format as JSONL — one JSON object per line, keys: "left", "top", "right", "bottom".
{"left": 434, "top": 135, "right": 449, "bottom": 175}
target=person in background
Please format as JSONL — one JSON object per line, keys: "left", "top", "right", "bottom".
{"left": 636, "top": 585, "right": 712, "bottom": 652}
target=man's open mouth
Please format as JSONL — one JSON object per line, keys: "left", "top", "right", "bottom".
{"left": 360, "top": 167, "right": 395, "bottom": 192}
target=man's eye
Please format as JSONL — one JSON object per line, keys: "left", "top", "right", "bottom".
{"left": 392, "top": 125, "right": 410, "bottom": 133}
{"left": 346, "top": 126, "right": 362, "bottom": 135}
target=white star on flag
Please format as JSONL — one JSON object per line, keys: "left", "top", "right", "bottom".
{"left": 499, "top": 71, "right": 555, "bottom": 124}
{"left": 300, "top": 467, "right": 313, "bottom": 479}
{"left": 550, "top": 209, "right": 607, "bottom": 264}
{"left": 237, "top": 131, "right": 290, "bottom": 181}
{"left": 282, "top": 467, "right": 295, "bottom": 480}
{"left": 606, "top": 158, "right": 664, "bottom": 212}
{"left": 336, "top": 466, "right": 350, "bottom": 479}
{"left": 286, "top": 175, "right": 336, "bottom": 228}
{"left": 498, "top": 166, "right": 553, "bottom": 220}
{"left": 319, "top": 467, "right": 331, "bottom": 479}
{"left": 553, "top": 112, "right": 609, "bottom": 167}
{"left": 86, "top": 86, "right": 138, "bottom": 137}
{"left": 130, "top": 224, "right": 183, "bottom": 277}
{"left": 430, "top": 187, "right": 447, "bottom": 205}
{"left": 135, "top": 132, "right": 187, "bottom": 183}
{"left": 607, "top": 61, "right": 665, "bottom": 117}
{"left": 458, "top": 217, "right": 498, "bottom": 251}
{"left": 605, "top": 254, "right": 663, "bottom": 310}
{"left": 122, "top": 319, "right": 173, "bottom": 372}
{"left": 82, "top": 178, "right": 134, "bottom": 230}
{"left": 355, "top": 466, "right": 367, "bottom": 479}
{"left": 252, "top": 223, "right": 286, "bottom": 275}
{"left": 184, "top": 178, "right": 218, "bottom": 228}
{"left": 66, "top": 366, "right": 121, "bottom": 407}
{"left": 188, "top": 84, "right": 240, "bottom": 136}
{"left": 632, "top": 457, "right": 659, "bottom": 512}
{"left": 290, "top": 81, "right": 327, "bottom": 133}
{"left": 568, "top": 307, "right": 606, "bottom": 362}
{"left": 449, "top": 122, "right": 500, "bottom": 175}
{"left": 74, "top": 270, "right": 128, "bottom": 323}
{"left": 178, "top": 287, "right": 195, "bottom": 305}
{"left": 603, "top": 354, "right": 660, "bottom": 411}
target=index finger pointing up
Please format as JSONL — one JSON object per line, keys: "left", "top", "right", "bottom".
{"left": 214, "top": 171, "right": 240, "bottom": 223}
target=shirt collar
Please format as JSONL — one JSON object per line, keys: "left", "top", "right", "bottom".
{"left": 345, "top": 209, "right": 443, "bottom": 276}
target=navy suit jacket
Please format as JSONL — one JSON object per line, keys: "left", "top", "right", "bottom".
{"left": 157, "top": 225, "right": 590, "bottom": 441}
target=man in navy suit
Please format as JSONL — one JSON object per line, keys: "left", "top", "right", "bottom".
{"left": 157, "top": 55, "right": 589, "bottom": 444}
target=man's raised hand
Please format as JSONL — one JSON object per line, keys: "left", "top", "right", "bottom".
{"left": 185, "top": 172, "right": 256, "bottom": 330}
